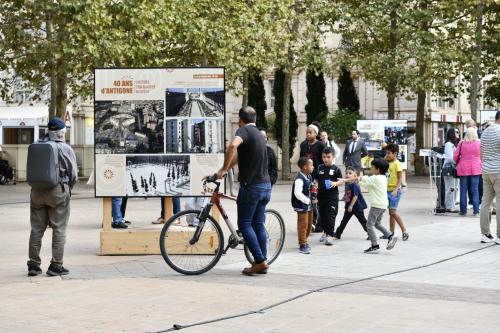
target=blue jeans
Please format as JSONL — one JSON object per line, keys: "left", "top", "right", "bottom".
{"left": 460, "top": 175, "right": 480, "bottom": 214}
{"left": 161, "top": 197, "right": 180, "bottom": 217}
{"left": 237, "top": 182, "right": 272, "bottom": 264}
{"left": 387, "top": 189, "right": 402, "bottom": 209}
{"left": 112, "top": 197, "right": 123, "bottom": 223}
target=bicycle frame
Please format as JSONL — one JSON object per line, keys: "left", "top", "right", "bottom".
{"left": 190, "top": 181, "right": 243, "bottom": 245}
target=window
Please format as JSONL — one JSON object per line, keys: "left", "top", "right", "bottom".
{"left": 438, "top": 98, "right": 444, "bottom": 108}
{"left": 3, "top": 127, "right": 34, "bottom": 144}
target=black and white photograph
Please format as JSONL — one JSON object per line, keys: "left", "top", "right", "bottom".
{"left": 165, "top": 88, "right": 224, "bottom": 118}
{"left": 384, "top": 126, "right": 408, "bottom": 145}
{"left": 95, "top": 100, "right": 164, "bottom": 154}
{"left": 165, "top": 118, "right": 224, "bottom": 153}
{"left": 125, "top": 155, "right": 190, "bottom": 196}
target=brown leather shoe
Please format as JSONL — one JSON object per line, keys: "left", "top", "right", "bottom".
{"left": 241, "top": 261, "right": 269, "bottom": 276}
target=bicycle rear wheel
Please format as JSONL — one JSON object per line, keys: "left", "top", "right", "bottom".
{"left": 160, "top": 210, "right": 224, "bottom": 275}
{"left": 244, "top": 209, "right": 285, "bottom": 265}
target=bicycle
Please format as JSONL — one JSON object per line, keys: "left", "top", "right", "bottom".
{"left": 160, "top": 175, "right": 285, "bottom": 275}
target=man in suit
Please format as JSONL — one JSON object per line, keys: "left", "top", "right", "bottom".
{"left": 343, "top": 129, "right": 368, "bottom": 171}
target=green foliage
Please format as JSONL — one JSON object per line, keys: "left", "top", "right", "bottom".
{"left": 322, "top": 108, "right": 363, "bottom": 144}
{"left": 337, "top": 66, "right": 360, "bottom": 113}
{"left": 247, "top": 69, "right": 268, "bottom": 129}
{"left": 305, "top": 70, "right": 328, "bottom": 124}
{"left": 273, "top": 69, "right": 298, "bottom": 158}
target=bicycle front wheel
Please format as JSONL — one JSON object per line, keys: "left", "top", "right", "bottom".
{"left": 160, "top": 210, "right": 224, "bottom": 275}
{"left": 244, "top": 209, "right": 286, "bottom": 265}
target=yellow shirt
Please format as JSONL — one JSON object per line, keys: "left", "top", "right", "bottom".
{"left": 387, "top": 159, "right": 402, "bottom": 191}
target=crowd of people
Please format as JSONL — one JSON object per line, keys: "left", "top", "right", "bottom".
{"left": 294, "top": 122, "right": 407, "bottom": 254}
{"left": 20, "top": 107, "right": 500, "bottom": 277}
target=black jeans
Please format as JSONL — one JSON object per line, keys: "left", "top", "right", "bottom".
{"left": 335, "top": 209, "right": 368, "bottom": 238}
{"left": 318, "top": 199, "right": 338, "bottom": 237}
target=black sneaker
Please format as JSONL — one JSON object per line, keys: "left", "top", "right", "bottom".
{"left": 27, "top": 262, "right": 42, "bottom": 276}
{"left": 46, "top": 264, "right": 69, "bottom": 276}
{"left": 112, "top": 221, "right": 128, "bottom": 229}
{"left": 364, "top": 245, "right": 380, "bottom": 254}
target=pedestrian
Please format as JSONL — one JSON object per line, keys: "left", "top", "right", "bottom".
{"left": 314, "top": 147, "right": 343, "bottom": 246}
{"left": 343, "top": 129, "right": 368, "bottom": 172}
{"left": 385, "top": 143, "right": 409, "bottom": 240}
{"left": 345, "top": 158, "right": 398, "bottom": 254}
{"left": 300, "top": 124, "right": 325, "bottom": 176}
{"left": 111, "top": 197, "right": 128, "bottom": 229}
{"left": 335, "top": 167, "right": 368, "bottom": 239}
{"left": 464, "top": 119, "right": 483, "bottom": 204}
{"left": 454, "top": 128, "right": 482, "bottom": 216}
{"left": 319, "top": 131, "right": 341, "bottom": 159}
{"left": 292, "top": 157, "right": 315, "bottom": 254}
{"left": 442, "top": 128, "right": 459, "bottom": 213}
{"left": 300, "top": 123, "right": 325, "bottom": 232}
{"left": 214, "top": 106, "right": 272, "bottom": 275}
{"left": 152, "top": 197, "right": 180, "bottom": 224}
{"left": 27, "top": 117, "right": 78, "bottom": 276}
{"left": 479, "top": 111, "right": 500, "bottom": 244}
{"left": 260, "top": 129, "right": 278, "bottom": 186}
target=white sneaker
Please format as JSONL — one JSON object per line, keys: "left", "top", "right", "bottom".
{"left": 325, "top": 236, "right": 333, "bottom": 246}
{"left": 495, "top": 238, "right": 500, "bottom": 245}
{"left": 152, "top": 217, "right": 164, "bottom": 224}
{"left": 481, "top": 234, "right": 493, "bottom": 243}
{"left": 319, "top": 233, "right": 326, "bottom": 242}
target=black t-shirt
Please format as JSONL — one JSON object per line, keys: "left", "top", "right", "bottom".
{"left": 300, "top": 140, "right": 325, "bottom": 176}
{"left": 314, "top": 164, "right": 342, "bottom": 200}
{"left": 235, "top": 124, "right": 270, "bottom": 185}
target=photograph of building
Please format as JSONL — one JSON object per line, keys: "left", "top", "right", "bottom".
{"left": 165, "top": 88, "right": 224, "bottom": 118}
{"left": 165, "top": 118, "right": 224, "bottom": 154}
{"left": 125, "top": 155, "right": 190, "bottom": 196}
{"left": 95, "top": 100, "right": 164, "bottom": 154}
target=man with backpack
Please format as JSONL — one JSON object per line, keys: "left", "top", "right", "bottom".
{"left": 27, "top": 117, "right": 78, "bottom": 277}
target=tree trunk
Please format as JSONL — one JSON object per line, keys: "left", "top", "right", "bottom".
{"left": 46, "top": 14, "right": 57, "bottom": 119}
{"left": 470, "top": 2, "right": 483, "bottom": 122}
{"left": 387, "top": 9, "right": 397, "bottom": 120}
{"left": 281, "top": 70, "right": 292, "bottom": 180}
{"left": 55, "top": 71, "right": 67, "bottom": 119}
{"left": 414, "top": 63, "right": 427, "bottom": 176}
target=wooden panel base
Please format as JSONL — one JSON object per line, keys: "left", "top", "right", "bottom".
{"left": 99, "top": 228, "right": 218, "bottom": 255}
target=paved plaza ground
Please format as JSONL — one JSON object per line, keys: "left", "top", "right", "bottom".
{"left": 0, "top": 177, "right": 499, "bottom": 333}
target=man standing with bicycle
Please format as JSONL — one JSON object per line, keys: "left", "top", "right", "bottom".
{"left": 215, "top": 106, "right": 272, "bottom": 275}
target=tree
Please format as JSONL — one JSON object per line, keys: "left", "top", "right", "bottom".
{"left": 305, "top": 70, "right": 329, "bottom": 124}
{"left": 273, "top": 69, "right": 298, "bottom": 159}
{"left": 247, "top": 69, "right": 268, "bottom": 129}
{"left": 322, "top": 109, "right": 363, "bottom": 144}
{"left": 337, "top": 66, "right": 360, "bottom": 113}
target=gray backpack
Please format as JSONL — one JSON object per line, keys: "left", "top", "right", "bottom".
{"left": 27, "top": 140, "right": 60, "bottom": 189}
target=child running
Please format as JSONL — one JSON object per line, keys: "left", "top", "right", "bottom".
{"left": 292, "top": 157, "right": 316, "bottom": 254}
{"left": 315, "top": 147, "right": 343, "bottom": 245}
{"left": 345, "top": 158, "right": 398, "bottom": 254}
{"left": 385, "top": 143, "right": 409, "bottom": 241}
{"left": 334, "top": 166, "right": 368, "bottom": 239}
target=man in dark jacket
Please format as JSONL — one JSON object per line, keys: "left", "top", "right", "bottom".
{"left": 343, "top": 129, "right": 368, "bottom": 171}
{"left": 260, "top": 129, "right": 278, "bottom": 186}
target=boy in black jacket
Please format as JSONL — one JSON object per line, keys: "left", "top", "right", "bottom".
{"left": 314, "top": 147, "right": 343, "bottom": 246}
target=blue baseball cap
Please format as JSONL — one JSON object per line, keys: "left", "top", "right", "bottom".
{"left": 48, "top": 117, "right": 66, "bottom": 131}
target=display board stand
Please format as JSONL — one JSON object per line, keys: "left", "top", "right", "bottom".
{"left": 99, "top": 197, "right": 220, "bottom": 255}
